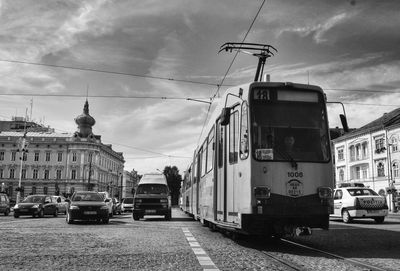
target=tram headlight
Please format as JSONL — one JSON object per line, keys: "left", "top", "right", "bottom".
{"left": 317, "top": 187, "right": 333, "bottom": 199}
{"left": 254, "top": 186, "right": 271, "bottom": 199}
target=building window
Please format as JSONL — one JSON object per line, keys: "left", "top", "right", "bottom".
{"left": 34, "top": 152, "right": 40, "bottom": 162}
{"left": 337, "top": 148, "right": 344, "bottom": 161}
{"left": 9, "top": 168, "right": 15, "bottom": 179}
{"left": 377, "top": 162, "right": 385, "bottom": 177}
{"left": 22, "top": 152, "right": 27, "bottom": 161}
{"left": 0, "top": 151, "right": 4, "bottom": 161}
{"left": 33, "top": 169, "right": 38, "bottom": 179}
{"left": 391, "top": 137, "right": 398, "bottom": 153}
{"left": 71, "top": 169, "right": 76, "bottom": 180}
{"left": 339, "top": 168, "right": 344, "bottom": 182}
{"left": 58, "top": 152, "right": 63, "bottom": 162}
{"left": 349, "top": 146, "right": 355, "bottom": 161}
{"left": 22, "top": 169, "right": 26, "bottom": 179}
{"left": 0, "top": 169, "right": 3, "bottom": 179}
{"left": 72, "top": 152, "right": 77, "bottom": 162}
{"left": 45, "top": 152, "right": 51, "bottom": 162}
{"left": 362, "top": 142, "right": 368, "bottom": 159}
{"left": 11, "top": 152, "right": 16, "bottom": 161}
{"left": 44, "top": 170, "right": 49, "bottom": 180}
{"left": 56, "top": 170, "right": 62, "bottom": 180}
{"left": 393, "top": 162, "right": 399, "bottom": 178}
{"left": 32, "top": 186, "right": 36, "bottom": 194}
{"left": 375, "top": 137, "right": 385, "bottom": 153}
{"left": 43, "top": 187, "right": 48, "bottom": 195}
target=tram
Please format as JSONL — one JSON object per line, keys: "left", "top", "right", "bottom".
{"left": 181, "top": 43, "right": 339, "bottom": 237}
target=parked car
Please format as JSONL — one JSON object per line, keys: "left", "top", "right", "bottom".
{"left": 51, "top": 195, "right": 68, "bottom": 214}
{"left": 65, "top": 191, "right": 110, "bottom": 224}
{"left": 0, "top": 192, "right": 10, "bottom": 216}
{"left": 121, "top": 197, "right": 134, "bottom": 212}
{"left": 98, "top": 191, "right": 113, "bottom": 217}
{"left": 13, "top": 195, "right": 58, "bottom": 218}
{"left": 112, "top": 198, "right": 122, "bottom": 215}
{"left": 331, "top": 184, "right": 388, "bottom": 223}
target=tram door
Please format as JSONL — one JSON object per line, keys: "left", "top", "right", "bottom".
{"left": 226, "top": 111, "right": 239, "bottom": 223}
{"left": 215, "top": 119, "right": 227, "bottom": 222}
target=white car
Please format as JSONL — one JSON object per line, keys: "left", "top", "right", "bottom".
{"left": 332, "top": 184, "right": 388, "bottom": 223}
{"left": 98, "top": 191, "right": 113, "bottom": 218}
{"left": 120, "top": 197, "right": 134, "bottom": 212}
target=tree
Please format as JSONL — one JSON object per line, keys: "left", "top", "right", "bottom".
{"left": 162, "top": 166, "right": 182, "bottom": 206}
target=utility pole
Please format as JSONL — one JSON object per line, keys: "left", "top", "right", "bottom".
{"left": 16, "top": 112, "right": 29, "bottom": 204}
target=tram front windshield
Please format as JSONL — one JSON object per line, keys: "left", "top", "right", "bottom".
{"left": 251, "top": 88, "right": 330, "bottom": 162}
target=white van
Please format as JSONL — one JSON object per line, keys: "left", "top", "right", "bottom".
{"left": 132, "top": 173, "right": 171, "bottom": 221}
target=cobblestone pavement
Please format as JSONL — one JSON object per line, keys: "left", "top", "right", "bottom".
{"left": 0, "top": 208, "right": 399, "bottom": 270}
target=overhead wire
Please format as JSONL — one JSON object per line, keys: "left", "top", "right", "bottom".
{"left": 0, "top": 59, "right": 233, "bottom": 88}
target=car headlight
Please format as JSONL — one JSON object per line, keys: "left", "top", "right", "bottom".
{"left": 69, "top": 205, "right": 80, "bottom": 210}
{"left": 14, "top": 204, "right": 19, "bottom": 209}
{"left": 100, "top": 206, "right": 109, "bottom": 210}
{"left": 32, "top": 204, "right": 40, "bottom": 209}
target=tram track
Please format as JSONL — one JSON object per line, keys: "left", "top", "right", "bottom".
{"left": 257, "top": 237, "right": 389, "bottom": 271}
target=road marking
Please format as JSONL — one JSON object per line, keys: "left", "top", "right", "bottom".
{"left": 182, "top": 227, "right": 219, "bottom": 271}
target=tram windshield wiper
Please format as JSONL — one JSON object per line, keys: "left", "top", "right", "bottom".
{"left": 274, "top": 146, "right": 298, "bottom": 170}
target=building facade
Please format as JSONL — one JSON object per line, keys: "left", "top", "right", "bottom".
{"left": 0, "top": 100, "right": 125, "bottom": 202}
{"left": 333, "top": 109, "right": 400, "bottom": 211}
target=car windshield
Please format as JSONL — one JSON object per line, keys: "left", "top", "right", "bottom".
{"left": 22, "top": 196, "right": 44, "bottom": 203}
{"left": 123, "top": 198, "right": 133, "bottom": 203}
{"left": 347, "top": 188, "right": 379, "bottom": 196}
{"left": 137, "top": 184, "right": 168, "bottom": 195}
{"left": 72, "top": 193, "right": 103, "bottom": 201}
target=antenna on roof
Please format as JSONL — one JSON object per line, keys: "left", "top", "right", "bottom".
{"left": 219, "top": 42, "right": 277, "bottom": 82}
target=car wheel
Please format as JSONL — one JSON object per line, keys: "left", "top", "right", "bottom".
{"left": 374, "top": 216, "right": 385, "bottom": 223}
{"left": 133, "top": 214, "right": 140, "bottom": 221}
{"left": 14, "top": 213, "right": 19, "bottom": 218}
{"left": 165, "top": 212, "right": 171, "bottom": 221}
{"left": 342, "top": 210, "right": 352, "bottom": 223}
{"left": 54, "top": 209, "right": 58, "bottom": 217}
{"left": 66, "top": 212, "right": 74, "bottom": 224}
{"left": 38, "top": 209, "right": 44, "bottom": 218}
{"left": 102, "top": 218, "right": 109, "bottom": 224}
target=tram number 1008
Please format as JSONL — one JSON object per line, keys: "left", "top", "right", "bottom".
{"left": 287, "top": 172, "right": 303, "bottom": 178}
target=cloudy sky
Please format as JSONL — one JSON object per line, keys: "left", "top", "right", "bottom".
{"left": 0, "top": 0, "right": 399, "bottom": 174}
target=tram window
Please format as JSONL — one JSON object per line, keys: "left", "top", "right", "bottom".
{"left": 218, "top": 125, "right": 224, "bottom": 168}
{"left": 193, "top": 159, "right": 198, "bottom": 183}
{"left": 207, "top": 128, "right": 214, "bottom": 172}
{"left": 201, "top": 141, "right": 207, "bottom": 177}
{"left": 229, "top": 111, "right": 239, "bottom": 164}
{"left": 240, "top": 102, "right": 249, "bottom": 160}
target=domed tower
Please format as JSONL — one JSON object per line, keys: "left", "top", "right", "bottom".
{"left": 74, "top": 99, "right": 96, "bottom": 138}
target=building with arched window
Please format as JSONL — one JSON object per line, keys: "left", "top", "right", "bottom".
{"left": 0, "top": 100, "right": 125, "bottom": 202}
{"left": 332, "top": 108, "right": 400, "bottom": 211}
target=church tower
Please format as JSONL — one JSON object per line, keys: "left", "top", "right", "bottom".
{"left": 73, "top": 99, "right": 96, "bottom": 139}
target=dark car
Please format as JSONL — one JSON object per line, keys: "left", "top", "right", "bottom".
{"left": 65, "top": 191, "right": 110, "bottom": 224}
{"left": 0, "top": 193, "right": 10, "bottom": 216}
{"left": 13, "top": 195, "right": 58, "bottom": 218}
{"left": 51, "top": 195, "right": 68, "bottom": 214}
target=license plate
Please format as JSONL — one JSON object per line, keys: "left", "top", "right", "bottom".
{"left": 84, "top": 211, "right": 97, "bottom": 215}
{"left": 367, "top": 210, "right": 380, "bottom": 213}
{"left": 145, "top": 210, "right": 156, "bottom": 214}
